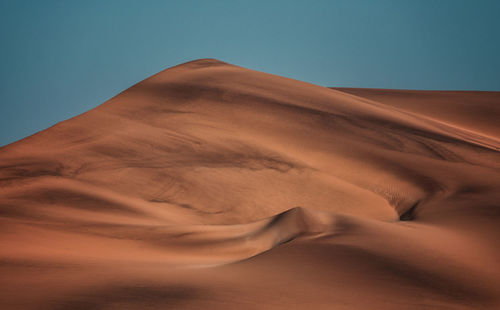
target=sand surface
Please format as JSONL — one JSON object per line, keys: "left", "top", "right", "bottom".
{"left": 1, "top": 59, "right": 499, "bottom": 309}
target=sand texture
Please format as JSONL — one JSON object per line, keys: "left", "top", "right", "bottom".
{"left": 1, "top": 59, "right": 499, "bottom": 309}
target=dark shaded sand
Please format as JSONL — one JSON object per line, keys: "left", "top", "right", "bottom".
{"left": 1, "top": 59, "right": 499, "bottom": 309}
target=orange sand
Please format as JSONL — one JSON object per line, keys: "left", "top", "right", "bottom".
{"left": 0, "top": 59, "right": 499, "bottom": 309}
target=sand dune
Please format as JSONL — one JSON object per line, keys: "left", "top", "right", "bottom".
{"left": 0, "top": 59, "right": 499, "bottom": 309}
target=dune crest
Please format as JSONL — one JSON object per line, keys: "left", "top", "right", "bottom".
{"left": 1, "top": 59, "right": 499, "bottom": 309}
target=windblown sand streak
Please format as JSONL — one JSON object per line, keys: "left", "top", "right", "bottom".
{"left": 0, "top": 59, "right": 499, "bottom": 309}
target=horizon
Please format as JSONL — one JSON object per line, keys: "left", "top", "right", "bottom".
{"left": 1, "top": 0, "right": 499, "bottom": 146}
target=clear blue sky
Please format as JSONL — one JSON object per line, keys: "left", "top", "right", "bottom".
{"left": 1, "top": 0, "right": 499, "bottom": 146}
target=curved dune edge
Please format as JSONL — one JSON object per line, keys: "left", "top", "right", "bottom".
{"left": 1, "top": 206, "right": 331, "bottom": 267}
{"left": 1, "top": 59, "right": 499, "bottom": 309}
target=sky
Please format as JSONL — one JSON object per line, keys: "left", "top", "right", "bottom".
{"left": 1, "top": 0, "right": 499, "bottom": 146}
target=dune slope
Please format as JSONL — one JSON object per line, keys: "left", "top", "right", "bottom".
{"left": 1, "top": 59, "right": 499, "bottom": 309}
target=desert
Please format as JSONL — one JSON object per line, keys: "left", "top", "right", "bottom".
{"left": 0, "top": 59, "right": 499, "bottom": 309}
